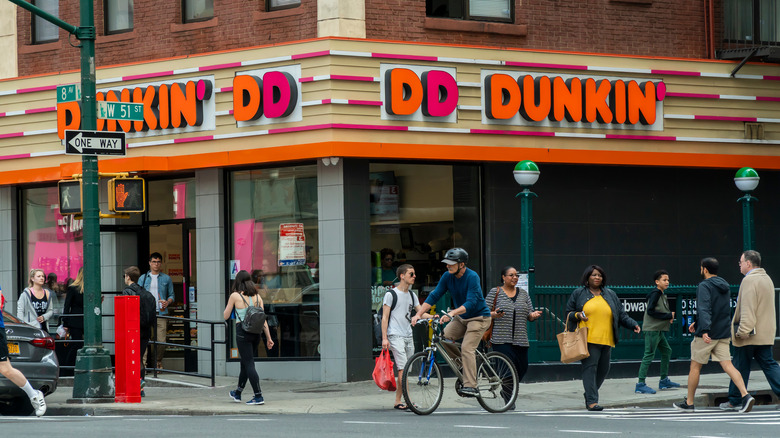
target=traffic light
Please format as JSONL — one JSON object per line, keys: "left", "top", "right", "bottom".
{"left": 58, "top": 179, "right": 83, "bottom": 215}
{"left": 108, "top": 177, "right": 146, "bottom": 213}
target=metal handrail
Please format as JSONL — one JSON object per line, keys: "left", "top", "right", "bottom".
{"left": 52, "top": 311, "right": 227, "bottom": 387}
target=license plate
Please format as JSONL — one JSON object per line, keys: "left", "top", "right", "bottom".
{"left": 7, "top": 342, "right": 19, "bottom": 355}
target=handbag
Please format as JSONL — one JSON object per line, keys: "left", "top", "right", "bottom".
{"left": 372, "top": 349, "right": 396, "bottom": 391}
{"left": 481, "top": 286, "right": 500, "bottom": 346}
{"left": 557, "top": 312, "right": 590, "bottom": 364}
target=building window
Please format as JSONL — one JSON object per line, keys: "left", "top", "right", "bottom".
{"left": 427, "top": 0, "right": 512, "bottom": 23}
{"left": 724, "top": 0, "right": 780, "bottom": 45}
{"left": 268, "top": 0, "right": 301, "bottom": 11}
{"left": 106, "top": 0, "right": 134, "bottom": 34}
{"left": 229, "top": 165, "right": 319, "bottom": 359}
{"left": 21, "top": 186, "right": 84, "bottom": 323}
{"left": 369, "top": 163, "right": 482, "bottom": 355}
{"left": 32, "top": 0, "right": 59, "bottom": 44}
{"left": 183, "top": 0, "right": 214, "bottom": 23}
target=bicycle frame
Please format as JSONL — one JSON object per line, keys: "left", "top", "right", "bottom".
{"left": 415, "top": 318, "right": 495, "bottom": 385}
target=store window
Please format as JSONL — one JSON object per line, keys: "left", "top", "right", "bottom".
{"left": 106, "top": 0, "right": 134, "bottom": 34}
{"left": 724, "top": 0, "right": 780, "bottom": 44}
{"left": 183, "top": 0, "right": 214, "bottom": 23}
{"left": 268, "top": 0, "right": 301, "bottom": 11}
{"left": 229, "top": 165, "right": 319, "bottom": 359}
{"left": 427, "top": 0, "right": 512, "bottom": 23}
{"left": 369, "top": 163, "right": 482, "bottom": 354}
{"left": 21, "top": 186, "right": 83, "bottom": 321}
{"left": 147, "top": 178, "right": 196, "bottom": 221}
{"left": 32, "top": 0, "right": 59, "bottom": 44}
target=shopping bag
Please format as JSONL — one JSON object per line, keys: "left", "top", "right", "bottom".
{"left": 372, "top": 349, "right": 397, "bottom": 391}
{"left": 557, "top": 314, "right": 590, "bottom": 364}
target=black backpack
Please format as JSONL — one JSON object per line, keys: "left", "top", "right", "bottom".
{"left": 138, "top": 287, "right": 157, "bottom": 329}
{"left": 372, "top": 289, "right": 418, "bottom": 346}
{"left": 238, "top": 294, "right": 267, "bottom": 334}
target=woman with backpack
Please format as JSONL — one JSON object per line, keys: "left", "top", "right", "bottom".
{"left": 223, "top": 270, "right": 273, "bottom": 406}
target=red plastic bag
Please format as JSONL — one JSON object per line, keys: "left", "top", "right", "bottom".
{"left": 372, "top": 349, "right": 396, "bottom": 391}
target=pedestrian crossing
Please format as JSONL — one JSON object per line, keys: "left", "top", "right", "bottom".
{"left": 524, "top": 407, "right": 780, "bottom": 425}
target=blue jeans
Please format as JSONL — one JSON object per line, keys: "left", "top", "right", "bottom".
{"left": 727, "top": 344, "right": 780, "bottom": 405}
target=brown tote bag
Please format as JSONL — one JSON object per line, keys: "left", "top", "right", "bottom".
{"left": 557, "top": 312, "right": 590, "bottom": 364}
{"left": 481, "top": 286, "right": 500, "bottom": 347}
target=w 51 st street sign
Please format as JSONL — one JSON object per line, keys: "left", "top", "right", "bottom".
{"left": 64, "top": 130, "right": 126, "bottom": 156}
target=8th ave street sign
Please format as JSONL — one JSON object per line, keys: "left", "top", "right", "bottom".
{"left": 64, "top": 130, "right": 126, "bottom": 156}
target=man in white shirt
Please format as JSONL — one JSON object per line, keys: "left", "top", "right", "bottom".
{"left": 381, "top": 264, "right": 432, "bottom": 410}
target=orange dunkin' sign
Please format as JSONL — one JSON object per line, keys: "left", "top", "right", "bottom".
{"left": 482, "top": 71, "right": 666, "bottom": 129}
{"left": 381, "top": 65, "right": 459, "bottom": 122}
{"left": 57, "top": 77, "right": 215, "bottom": 139}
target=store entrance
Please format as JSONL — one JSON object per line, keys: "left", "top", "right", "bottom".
{"left": 146, "top": 219, "right": 197, "bottom": 372}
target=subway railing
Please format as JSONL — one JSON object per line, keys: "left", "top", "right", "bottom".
{"left": 528, "top": 285, "right": 779, "bottom": 363}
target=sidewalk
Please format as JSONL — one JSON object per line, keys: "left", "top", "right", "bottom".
{"left": 46, "top": 372, "right": 778, "bottom": 416}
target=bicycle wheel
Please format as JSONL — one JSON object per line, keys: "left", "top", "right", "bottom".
{"left": 476, "top": 351, "right": 518, "bottom": 413}
{"left": 402, "top": 351, "right": 443, "bottom": 415}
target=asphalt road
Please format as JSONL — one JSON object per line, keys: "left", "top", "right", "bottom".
{"left": 1, "top": 406, "right": 779, "bottom": 437}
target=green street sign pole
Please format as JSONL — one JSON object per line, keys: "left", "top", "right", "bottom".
{"left": 76, "top": 0, "right": 113, "bottom": 401}
{"left": 8, "top": 0, "right": 113, "bottom": 400}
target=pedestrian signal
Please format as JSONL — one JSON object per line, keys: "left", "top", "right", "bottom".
{"left": 58, "top": 180, "right": 83, "bottom": 215}
{"left": 108, "top": 177, "right": 145, "bottom": 213}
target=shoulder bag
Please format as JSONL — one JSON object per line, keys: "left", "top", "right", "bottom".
{"left": 481, "top": 286, "right": 500, "bottom": 347}
{"left": 557, "top": 312, "right": 590, "bottom": 363}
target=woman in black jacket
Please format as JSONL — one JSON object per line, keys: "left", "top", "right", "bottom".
{"left": 62, "top": 268, "right": 84, "bottom": 374}
{"left": 566, "top": 265, "right": 640, "bottom": 411}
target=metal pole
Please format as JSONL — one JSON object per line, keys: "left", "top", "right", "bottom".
{"left": 739, "top": 194, "right": 757, "bottom": 251}
{"left": 71, "top": 0, "right": 113, "bottom": 400}
{"left": 517, "top": 188, "right": 538, "bottom": 352}
{"left": 517, "top": 189, "right": 537, "bottom": 296}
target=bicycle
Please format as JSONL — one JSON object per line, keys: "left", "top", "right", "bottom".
{"left": 402, "top": 313, "right": 518, "bottom": 415}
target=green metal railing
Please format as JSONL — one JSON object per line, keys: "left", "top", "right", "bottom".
{"left": 528, "top": 285, "right": 744, "bottom": 363}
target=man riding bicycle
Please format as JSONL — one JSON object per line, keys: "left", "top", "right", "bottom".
{"left": 411, "top": 248, "right": 491, "bottom": 397}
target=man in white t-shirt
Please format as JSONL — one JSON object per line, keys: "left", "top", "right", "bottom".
{"left": 381, "top": 264, "right": 432, "bottom": 410}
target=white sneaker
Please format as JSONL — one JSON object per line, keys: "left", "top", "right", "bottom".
{"left": 30, "top": 390, "right": 46, "bottom": 417}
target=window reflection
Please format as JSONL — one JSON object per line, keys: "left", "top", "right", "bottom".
{"left": 369, "top": 163, "right": 481, "bottom": 355}
{"left": 230, "top": 165, "right": 319, "bottom": 359}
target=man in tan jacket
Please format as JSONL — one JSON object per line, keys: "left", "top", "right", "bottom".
{"left": 720, "top": 250, "right": 780, "bottom": 410}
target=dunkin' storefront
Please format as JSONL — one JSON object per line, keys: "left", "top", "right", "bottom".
{"left": 2, "top": 38, "right": 779, "bottom": 382}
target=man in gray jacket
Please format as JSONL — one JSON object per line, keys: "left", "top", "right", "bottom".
{"left": 720, "top": 250, "right": 780, "bottom": 410}
{"left": 674, "top": 257, "right": 754, "bottom": 413}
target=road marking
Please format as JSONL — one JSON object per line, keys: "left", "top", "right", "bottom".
{"left": 343, "top": 421, "right": 402, "bottom": 425}
{"left": 453, "top": 425, "right": 509, "bottom": 429}
{"left": 227, "top": 419, "right": 273, "bottom": 421}
{"left": 559, "top": 430, "right": 620, "bottom": 434}
{"left": 729, "top": 421, "right": 780, "bottom": 425}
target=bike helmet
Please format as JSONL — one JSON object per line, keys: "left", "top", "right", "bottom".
{"left": 442, "top": 248, "right": 468, "bottom": 265}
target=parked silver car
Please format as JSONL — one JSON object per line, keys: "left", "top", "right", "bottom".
{"left": 1, "top": 310, "right": 58, "bottom": 415}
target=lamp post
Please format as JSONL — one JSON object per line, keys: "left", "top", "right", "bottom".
{"left": 513, "top": 161, "right": 540, "bottom": 297}
{"left": 734, "top": 167, "right": 759, "bottom": 251}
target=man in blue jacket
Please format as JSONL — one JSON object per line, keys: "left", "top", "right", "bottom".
{"left": 412, "top": 248, "right": 490, "bottom": 397}
{"left": 139, "top": 252, "right": 175, "bottom": 370}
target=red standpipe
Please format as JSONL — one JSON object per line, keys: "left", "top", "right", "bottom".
{"left": 115, "top": 295, "right": 142, "bottom": 403}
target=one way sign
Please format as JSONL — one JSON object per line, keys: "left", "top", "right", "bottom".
{"left": 64, "top": 130, "right": 126, "bottom": 156}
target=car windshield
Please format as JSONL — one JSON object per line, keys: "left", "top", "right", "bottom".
{"left": 2, "top": 310, "right": 22, "bottom": 324}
